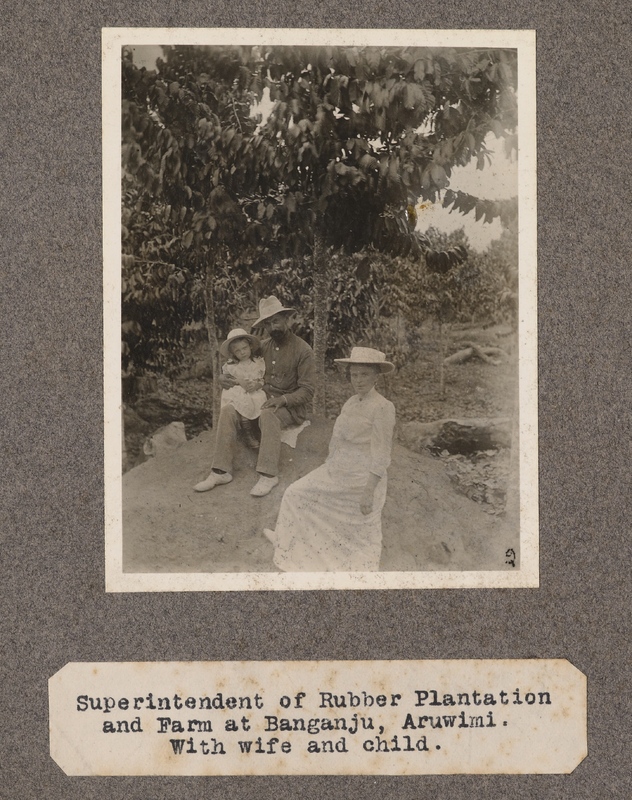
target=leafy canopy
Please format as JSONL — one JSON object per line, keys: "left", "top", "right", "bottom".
{"left": 121, "top": 44, "right": 518, "bottom": 374}
{"left": 253, "top": 45, "right": 517, "bottom": 256}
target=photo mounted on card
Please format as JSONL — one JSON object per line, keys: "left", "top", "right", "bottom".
{"left": 103, "top": 28, "right": 537, "bottom": 591}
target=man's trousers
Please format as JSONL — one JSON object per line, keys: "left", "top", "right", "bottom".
{"left": 211, "top": 404, "right": 294, "bottom": 477}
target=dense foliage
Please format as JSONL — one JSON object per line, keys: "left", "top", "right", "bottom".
{"left": 121, "top": 44, "right": 519, "bottom": 411}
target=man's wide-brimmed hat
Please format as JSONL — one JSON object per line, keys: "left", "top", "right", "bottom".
{"left": 253, "top": 295, "right": 295, "bottom": 327}
{"left": 334, "top": 347, "right": 395, "bottom": 374}
{"left": 219, "top": 328, "right": 261, "bottom": 359}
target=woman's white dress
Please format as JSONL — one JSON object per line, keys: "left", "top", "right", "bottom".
{"left": 270, "top": 387, "right": 396, "bottom": 572}
{"left": 220, "top": 358, "right": 267, "bottom": 420}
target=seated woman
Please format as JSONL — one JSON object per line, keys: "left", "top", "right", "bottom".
{"left": 264, "top": 347, "right": 396, "bottom": 572}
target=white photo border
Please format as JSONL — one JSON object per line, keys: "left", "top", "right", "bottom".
{"left": 103, "top": 27, "right": 538, "bottom": 591}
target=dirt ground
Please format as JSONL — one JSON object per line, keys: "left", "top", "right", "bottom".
{"left": 122, "top": 418, "right": 519, "bottom": 574}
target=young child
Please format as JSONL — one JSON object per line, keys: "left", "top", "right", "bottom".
{"left": 219, "top": 328, "right": 267, "bottom": 449}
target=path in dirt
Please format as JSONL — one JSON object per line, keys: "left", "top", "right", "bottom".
{"left": 122, "top": 418, "right": 518, "bottom": 574}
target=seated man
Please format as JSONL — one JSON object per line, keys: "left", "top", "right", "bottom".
{"left": 194, "top": 295, "right": 316, "bottom": 497}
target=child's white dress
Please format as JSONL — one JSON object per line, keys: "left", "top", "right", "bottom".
{"left": 220, "top": 357, "right": 267, "bottom": 420}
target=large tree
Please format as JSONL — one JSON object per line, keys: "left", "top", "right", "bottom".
{"left": 122, "top": 44, "right": 518, "bottom": 417}
{"left": 251, "top": 45, "right": 518, "bottom": 409}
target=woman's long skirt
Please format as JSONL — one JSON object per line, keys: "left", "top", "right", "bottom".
{"left": 270, "top": 464, "right": 387, "bottom": 572}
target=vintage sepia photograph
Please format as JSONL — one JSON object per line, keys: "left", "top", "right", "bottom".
{"left": 103, "top": 28, "right": 538, "bottom": 591}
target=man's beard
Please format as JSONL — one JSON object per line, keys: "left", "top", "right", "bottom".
{"left": 269, "top": 328, "right": 286, "bottom": 341}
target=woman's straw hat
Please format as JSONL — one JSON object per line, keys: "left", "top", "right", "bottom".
{"left": 219, "top": 328, "right": 261, "bottom": 359}
{"left": 253, "top": 295, "right": 295, "bottom": 327}
{"left": 334, "top": 347, "right": 395, "bottom": 374}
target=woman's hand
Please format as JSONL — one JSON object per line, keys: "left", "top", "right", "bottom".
{"left": 359, "top": 488, "right": 374, "bottom": 516}
{"left": 360, "top": 473, "right": 381, "bottom": 515}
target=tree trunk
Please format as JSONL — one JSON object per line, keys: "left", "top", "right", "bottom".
{"left": 311, "top": 226, "right": 328, "bottom": 416}
{"left": 443, "top": 346, "right": 476, "bottom": 365}
{"left": 438, "top": 321, "right": 447, "bottom": 399}
{"left": 204, "top": 260, "right": 221, "bottom": 428}
{"left": 444, "top": 345, "right": 506, "bottom": 366}
{"left": 397, "top": 312, "right": 405, "bottom": 347}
